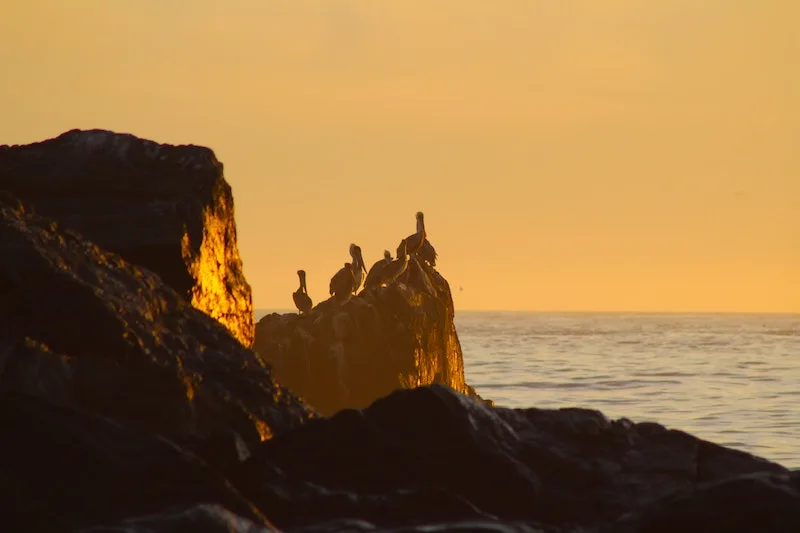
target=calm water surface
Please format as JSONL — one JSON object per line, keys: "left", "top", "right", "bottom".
{"left": 456, "top": 312, "right": 800, "bottom": 468}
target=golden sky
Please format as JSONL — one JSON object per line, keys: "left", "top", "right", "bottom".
{"left": 1, "top": 1, "right": 798, "bottom": 312}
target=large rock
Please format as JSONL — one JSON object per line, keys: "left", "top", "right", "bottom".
{"left": 254, "top": 258, "right": 483, "bottom": 415}
{"left": 611, "top": 470, "right": 800, "bottom": 533}
{"left": 232, "top": 385, "right": 794, "bottom": 532}
{"left": 0, "top": 193, "right": 313, "bottom": 447}
{"left": 0, "top": 129, "right": 254, "bottom": 347}
{"left": 0, "top": 391, "right": 275, "bottom": 533}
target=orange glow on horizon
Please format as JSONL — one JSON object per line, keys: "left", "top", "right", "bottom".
{"left": 1, "top": 1, "right": 797, "bottom": 313}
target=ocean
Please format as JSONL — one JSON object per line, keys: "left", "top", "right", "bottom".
{"left": 457, "top": 312, "right": 799, "bottom": 468}
{"left": 256, "top": 309, "right": 799, "bottom": 468}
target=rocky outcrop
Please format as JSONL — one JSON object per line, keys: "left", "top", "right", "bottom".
{"left": 254, "top": 258, "right": 483, "bottom": 415}
{"left": 231, "top": 385, "right": 797, "bottom": 532}
{"left": 0, "top": 391, "right": 275, "bottom": 533}
{"left": 0, "top": 129, "right": 254, "bottom": 347}
{"left": 63, "top": 384, "right": 798, "bottom": 533}
{"left": 0, "top": 193, "right": 313, "bottom": 448}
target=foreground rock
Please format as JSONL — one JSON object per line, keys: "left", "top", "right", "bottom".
{"left": 255, "top": 258, "right": 483, "bottom": 415}
{"left": 0, "top": 194, "right": 312, "bottom": 448}
{"left": 66, "top": 386, "right": 799, "bottom": 532}
{"left": 4, "top": 363, "right": 797, "bottom": 531}
{"left": 232, "top": 385, "right": 796, "bottom": 532}
{"left": 0, "top": 129, "right": 254, "bottom": 346}
{"left": 0, "top": 392, "right": 274, "bottom": 533}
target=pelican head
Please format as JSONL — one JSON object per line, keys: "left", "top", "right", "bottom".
{"left": 398, "top": 239, "right": 409, "bottom": 257}
{"left": 297, "top": 269, "right": 307, "bottom": 290}
{"left": 383, "top": 250, "right": 392, "bottom": 261}
{"left": 415, "top": 211, "right": 425, "bottom": 233}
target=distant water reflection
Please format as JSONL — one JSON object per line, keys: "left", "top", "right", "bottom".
{"left": 457, "top": 312, "right": 800, "bottom": 468}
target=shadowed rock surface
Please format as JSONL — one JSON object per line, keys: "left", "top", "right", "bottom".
{"left": 0, "top": 194, "right": 313, "bottom": 447}
{"left": 5, "top": 380, "right": 796, "bottom": 532}
{"left": 0, "top": 392, "right": 274, "bottom": 533}
{"left": 254, "top": 257, "right": 483, "bottom": 415}
{"left": 0, "top": 129, "right": 254, "bottom": 346}
{"left": 233, "top": 385, "right": 793, "bottom": 532}
{"left": 608, "top": 470, "right": 800, "bottom": 533}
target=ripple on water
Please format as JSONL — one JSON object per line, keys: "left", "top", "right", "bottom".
{"left": 458, "top": 312, "right": 800, "bottom": 468}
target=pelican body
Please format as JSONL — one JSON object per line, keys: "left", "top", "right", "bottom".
{"left": 380, "top": 240, "right": 410, "bottom": 286}
{"left": 364, "top": 250, "right": 392, "bottom": 290}
{"left": 330, "top": 262, "right": 356, "bottom": 299}
{"left": 349, "top": 243, "right": 368, "bottom": 294}
{"left": 292, "top": 270, "right": 313, "bottom": 314}
{"left": 418, "top": 238, "right": 438, "bottom": 267}
{"left": 399, "top": 211, "right": 426, "bottom": 256}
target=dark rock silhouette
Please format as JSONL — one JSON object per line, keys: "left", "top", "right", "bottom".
{"left": 79, "top": 505, "right": 275, "bottom": 533}
{"left": 233, "top": 384, "right": 795, "bottom": 532}
{"left": 610, "top": 470, "right": 800, "bottom": 533}
{"left": 0, "top": 391, "right": 274, "bottom": 533}
{"left": 254, "top": 257, "right": 484, "bottom": 415}
{"left": 5, "top": 382, "right": 797, "bottom": 532}
{"left": 0, "top": 129, "right": 254, "bottom": 347}
{"left": 0, "top": 194, "right": 313, "bottom": 447}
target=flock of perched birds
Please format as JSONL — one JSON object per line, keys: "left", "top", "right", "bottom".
{"left": 292, "top": 211, "right": 438, "bottom": 314}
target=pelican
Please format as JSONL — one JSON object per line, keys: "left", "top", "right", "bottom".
{"left": 349, "top": 243, "right": 368, "bottom": 294}
{"left": 418, "top": 238, "right": 438, "bottom": 267}
{"left": 398, "top": 211, "right": 426, "bottom": 257}
{"left": 380, "top": 240, "right": 409, "bottom": 286}
{"left": 363, "top": 250, "right": 392, "bottom": 290}
{"left": 292, "top": 270, "right": 313, "bottom": 314}
{"left": 329, "top": 262, "right": 356, "bottom": 300}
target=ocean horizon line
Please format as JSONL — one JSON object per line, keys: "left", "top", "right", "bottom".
{"left": 254, "top": 308, "right": 799, "bottom": 317}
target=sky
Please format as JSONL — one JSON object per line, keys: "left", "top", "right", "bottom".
{"left": 1, "top": 1, "right": 798, "bottom": 312}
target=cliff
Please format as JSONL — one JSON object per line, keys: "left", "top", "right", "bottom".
{"left": 254, "top": 257, "right": 483, "bottom": 415}
{"left": 0, "top": 129, "right": 254, "bottom": 347}
{"left": 0, "top": 193, "right": 313, "bottom": 448}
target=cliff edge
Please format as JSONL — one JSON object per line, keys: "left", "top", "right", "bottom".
{"left": 0, "top": 129, "right": 254, "bottom": 347}
{"left": 254, "top": 257, "right": 485, "bottom": 416}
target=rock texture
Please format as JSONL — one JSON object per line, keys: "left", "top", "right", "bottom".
{"left": 0, "top": 193, "right": 313, "bottom": 447}
{"left": 254, "top": 258, "right": 483, "bottom": 415}
{"left": 70, "top": 384, "right": 799, "bottom": 533}
{"left": 232, "top": 385, "right": 798, "bottom": 533}
{"left": 0, "top": 129, "right": 254, "bottom": 347}
{"left": 0, "top": 391, "right": 275, "bottom": 533}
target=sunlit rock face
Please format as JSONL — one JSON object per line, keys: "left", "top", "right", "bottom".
{"left": 0, "top": 194, "right": 313, "bottom": 447}
{"left": 254, "top": 258, "right": 487, "bottom": 415}
{"left": 0, "top": 129, "right": 254, "bottom": 347}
